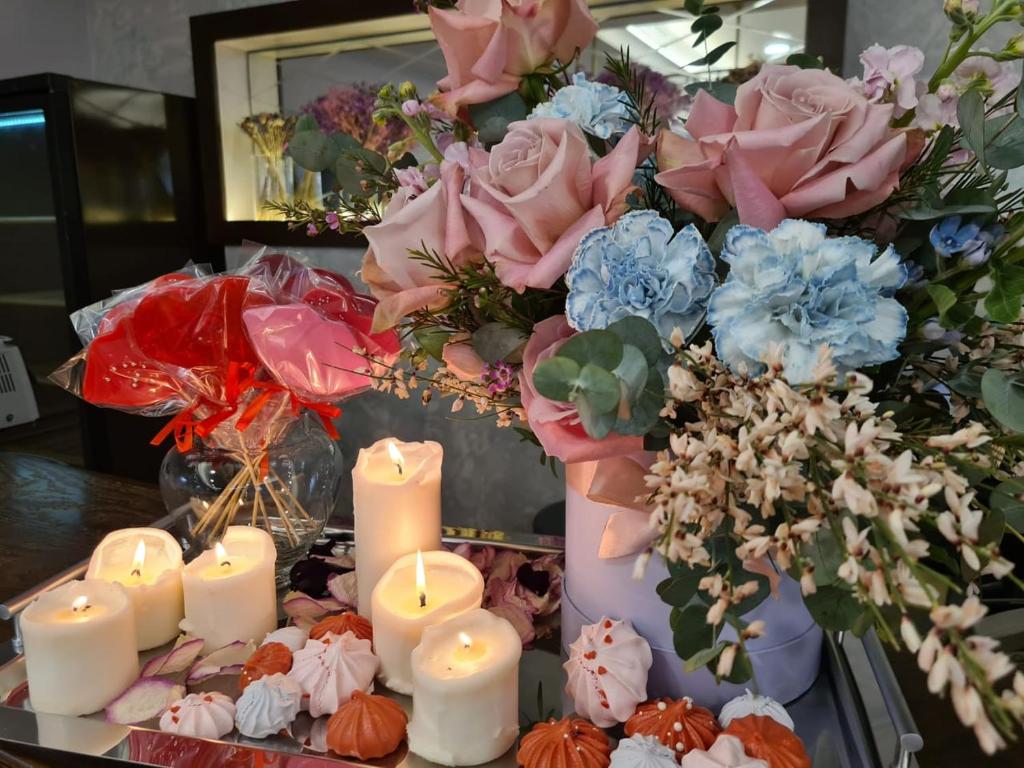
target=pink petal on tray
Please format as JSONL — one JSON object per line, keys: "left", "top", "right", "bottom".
{"left": 282, "top": 591, "right": 343, "bottom": 620}
{"left": 186, "top": 640, "right": 256, "bottom": 684}
{"left": 106, "top": 677, "right": 185, "bottom": 724}
{"left": 140, "top": 637, "right": 205, "bottom": 678}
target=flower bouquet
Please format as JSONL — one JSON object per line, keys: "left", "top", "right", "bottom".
{"left": 51, "top": 251, "right": 399, "bottom": 576}
{"left": 279, "top": 0, "right": 1024, "bottom": 754}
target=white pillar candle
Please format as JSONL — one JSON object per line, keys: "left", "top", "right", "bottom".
{"left": 353, "top": 438, "right": 442, "bottom": 618}
{"left": 180, "top": 526, "right": 277, "bottom": 652}
{"left": 371, "top": 550, "right": 483, "bottom": 694}
{"left": 407, "top": 608, "right": 522, "bottom": 766}
{"left": 21, "top": 579, "right": 139, "bottom": 716}
{"left": 86, "top": 528, "right": 184, "bottom": 650}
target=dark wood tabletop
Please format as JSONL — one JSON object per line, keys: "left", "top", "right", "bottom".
{"left": 0, "top": 453, "right": 166, "bottom": 642}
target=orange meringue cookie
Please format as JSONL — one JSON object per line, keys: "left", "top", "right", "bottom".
{"left": 239, "top": 642, "right": 292, "bottom": 691}
{"left": 309, "top": 612, "right": 373, "bottom": 644}
{"left": 326, "top": 690, "right": 407, "bottom": 760}
{"left": 517, "top": 717, "right": 611, "bottom": 768}
{"left": 625, "top": 697, "right": 721, "bottom": 758}
{"left": 723, "top": 716, "right": 810, "bottom": 768}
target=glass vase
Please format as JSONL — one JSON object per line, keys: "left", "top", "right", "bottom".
{"left": 254, "top": 154, "right": 294, "bottom": 220}
{"left": 159, "top": 412, "right": 342, "bottom": 586}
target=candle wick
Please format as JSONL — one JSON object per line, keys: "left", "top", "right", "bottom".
{"left": 130, "top": 568, "right": 141, "bottom": 577}
{"left": 419, "top": 592, "right": 426, "bottom": 608}
{"left": 73, "top": 603, "right": 91, "bottom": 613}
{"left": 396, "top": 463, "right": 403, "bottom": 476}
{"left": 220, "top": 559, "right": 231, "bottom": 568}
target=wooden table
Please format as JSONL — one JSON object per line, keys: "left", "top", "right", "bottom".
{"left": 0, "top": 453, "right": 166, "bottom": 642}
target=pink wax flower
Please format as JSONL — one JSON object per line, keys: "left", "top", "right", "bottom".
{"left": 394, "top": 166, "right": 429, "bottom": 195}
{"left": 656, "top": 64, "right": 910, "bottom": 230}
{"left": 324, "top": 211, "right": 340, "bottom": 231}
{"left": 465, "top": 119, "right": 646, "bottom": 291}
{"left": 859, "top": 44, "right": 924, "bottom": 115}
{"left": 361, "top": 160, "right": 484, "bottom": 332}
{"left": 518, "top": 315, "right": 642, "bottom": 463}
{"left": 428, "top": 0, "right": 599, "bottom": 112}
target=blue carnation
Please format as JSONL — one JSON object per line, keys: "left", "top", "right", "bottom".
{"left": 529, "top": 73, "right": 632, "bottom": 140}
{"left": 566, "top": 210, "right": 716, "bottom": 343}
{"left": 707, "top": 219, "right": 909, "bottom": 384}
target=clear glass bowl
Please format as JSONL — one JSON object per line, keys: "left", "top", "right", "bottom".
{"left": 159, "top": 413, "right": 342, "bottom": 585}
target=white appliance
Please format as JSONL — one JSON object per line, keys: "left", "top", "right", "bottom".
{"left": 0, "top": 336, "right": 39, "bottom": 428}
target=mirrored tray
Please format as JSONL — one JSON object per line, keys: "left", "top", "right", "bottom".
{"left": 0, "top": 524, "right": 916, "bottom": 767}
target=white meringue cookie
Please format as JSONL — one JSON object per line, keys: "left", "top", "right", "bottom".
{"left": 159, "top": 692, "right": 235, "bottom": 739}
{"left": 679, "top": 735, "right": 769, "bottom": 768}
{"left": 235, "top": 673, "right": 302, "bottom": 738}
{"left": 718, "top": 689, "right": 794, "bottom": 731}
{"left": 290, "top": 631, "right": 379, "bottom": 717}
{"left": 611, "top": 734, "right": 678, "bottom": 768}
{"left": 262, "top": 626, "right": 309, "bottom": 654}
{"left": 563, "top": 616, "right": 652, "bottom": 728}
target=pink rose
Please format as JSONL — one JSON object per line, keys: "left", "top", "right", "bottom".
{"left": 428, "top": 0, "right": 598, "bottom": 112}
{"left": 656, "top": 64, "right": 909, "bottom": 230}
{"left": 465, "top": 119, "right": 645, "bottom": 291}
{"left": 361, "top": 160, "right": 482, "bottom": 331}
{"left": 519, "top": 315, "right": 642, "bottom": 463}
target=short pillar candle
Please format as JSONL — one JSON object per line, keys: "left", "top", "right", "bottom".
{"left": 86, "top": 527, "right": 184, "bottom": 650}
{"left": 371, "top": 549, "right": 483, "bottom": 694}
{"left": 180, "top": 525, "right": 277, "bottom": 652}
{"left": 407, "top": 608, "right": 522, "bottom": 766}
{"left": 21, "top": 579, "right": 139, "bottom": 716}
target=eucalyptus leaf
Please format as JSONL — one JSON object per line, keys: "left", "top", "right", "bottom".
{"left": 981, "top": 369, "right": 1024, "bottom": 432}
{"left": 718, "top": 644, "right": 753, "bottom": 684}
{"left": 684, "top": 0, "right": 704, "bottom": 14}
{"left": 992, "top": 478, "right": 1024, "bottom": 531}
{"left": 985, "top": 116, "right": 1024, "bottom": 169}
{"left": 294, "top": 114, "right": 320, "bottom": 133}
{"left": 287, "top": 130, "right": 336, "bottom": 172}
{"left": 688, "top": 41, "right": 736, "bottom": 68}
{"left": 684, "top": 81, "right": 738, "bottom": 105}
{"left": 947, "top": 363, "right": 984, "bottom": 399}
{"left": 802, "top": 584, "right": 862, "bottom": 631}
{"left": 468, "top": 92, "right": 528, "bottom": 146}
{"left": 806, "top": 529, "right": 845, "bottom": 587}
{"left": 612, "top": 345, "right": 649, "bottom": 401}
{"left": 577, "top": 363, "right": 621, "bottom": 414}
{"left": 413, "top": 327, "right": 451, "bottom": 362}
{"left": 786, "top": 52, "right": 825, "bottom": 69}
{"left": 616, "top": 367, "right": 665, "bottom": 436}
{"left": 471, "top": 322, "right": 526, "bottom": 364}
{"left": 984, "top": 264, "right": 1024, "bottom": 323}
{"left": 575, "top": 394, "right": 617, "bottom": 439}
{"left": 958, "top": 88, "right": 986, "bottom": 163}
{"left": 691, "top": 13, "right": 722, "bottom": 44}
{"left": 557, "top": 329, "right": 623, "bottom": 370}
{"left": 532, "top": 357, "right": 580, "bottom": 403}
{"left": 606, "top": 316, "right": 663, "bottom": 365}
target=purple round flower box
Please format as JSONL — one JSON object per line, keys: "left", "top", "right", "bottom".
{"left": 562, "top": 468, "right": 822, "bottom": 711}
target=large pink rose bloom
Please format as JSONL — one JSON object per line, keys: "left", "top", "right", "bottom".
{"left": 361, "top": 160, "right": 482, "bottom": 332}
{"left": 465, "top": 119, "right": 645, "bottom": 291}
{"left": 656, "top": 64, "right": 909, "bottom": 230}
{"left": 429, "top": 0, "right": 598, "bottom": 112}
{"left": 519, "top": 315, "right": 642, "bottom": 463}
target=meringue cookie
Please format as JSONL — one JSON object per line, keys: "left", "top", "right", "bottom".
{"left": 564, "top": 616, "right": 653, "bottom": 727}
{"left": 159, "top": 692, "right": 235, "bottom": 739}
{"left": 679, "top": 735, "right": 769, "bottom": 768}
{"left": 263, "top": 626, "right": 308, "bottom": 653}
{"left": 235, "top": 673, "right": 302, "bottom": 738}
{"left": 718, "top": 690, "right": 793, "bottom": 731}
{"left": 290, "top": 631, "right": 379, "bottom": 717}
{"left": 611, "top": 734, "right": 678, "bottom": 768}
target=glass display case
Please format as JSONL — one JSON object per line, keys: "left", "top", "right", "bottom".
{"left": 190, "top": 0, "right": 838, "bottom": 246}
{"left": 0, "top": 74, "right": 218, "bottom": 480}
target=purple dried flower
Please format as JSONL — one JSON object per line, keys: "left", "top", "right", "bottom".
{"left": 325, "top": 211, "right": 340, "bottom": 231}
{"left": 596, "top": 64, "right": 688, "bottom": 122}
{"left": 302, "top": 83, "right": 409, "bottom": 153}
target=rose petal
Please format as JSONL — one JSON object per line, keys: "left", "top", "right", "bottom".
{"left": 140, "top": 637, "right": 205, "bottom": 678}
{"left": 187, "top": 640, "right": 257, "bottom": 684}
{"left": 106, "top": 677, "right": 184, "bottom": 725}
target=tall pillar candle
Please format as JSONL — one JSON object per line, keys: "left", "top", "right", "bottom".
{"left": 181, "top": 525, "right": 277, "bottom": 652}
{"left": 86, "top": 527, "right": 184, "bottom": 650}
{"left": 21, "top": 579, "right": 139, "bottom": 716}
{"left": 407, "top": 608, "right": 522, "bottom": 766}
{"left": 353, "top": 438, "right": 442, "bottom": 618}
{"left": 371, "top": 550, "right": 483, "bottom": 694}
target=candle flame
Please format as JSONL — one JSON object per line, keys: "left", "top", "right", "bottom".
{"left": 387, "top": 441, "right": 405, "bottom": 476}
{"left": 459, "top": 632, "right": 472, "bottom": 649}
{"left": 215, "top": 542, "right": 230, "bottom": 567}
{"left": 416, "top": 550, "right": 427, "bottom": 608}
{"left": 71, "top": 595, "right": 89, "bottom": 613}
{"left": 131, "top": 539, "right": 146, "bottom": 577}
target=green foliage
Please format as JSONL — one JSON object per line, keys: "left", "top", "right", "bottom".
{"left": 413, "top": 327, "right": 451, "bottom": 362}
{"left": 470, "top": 322, "right": 527, "bottom": 364}
{"left": 984, "top": 264, "right": 1024, "bottom": 322}
{"left": 657, "top": 565, "right": 704, "bottom": 607}
{"left": 688, "top": 41, "right": 737, "bottom": 68}
{"left": 786, "top": 52, "right": 826, "bottom": 69}
{"left": 928, "top": 284, "right": 975, "bottom": 329}
{"left": 529, "top": 319, "right": 670, "bottom": 440}
{"left": 981, "top": 369, "right": 1024, "bottom": 432}
{"left": 991, "top": 478, "right": 1024, "bottom": 531}
{"left": 468, "top": 92, "right": 528, "bottom": 146}
{"left": 672, "top": 604, "right": 714, "bottom": 661}
{"left": 802, "top": 584, "right": 864, "bottom": 631}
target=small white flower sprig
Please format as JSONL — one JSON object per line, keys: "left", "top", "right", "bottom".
{"left": 647, "top": 338, "right": 1024, "bottom": 754}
